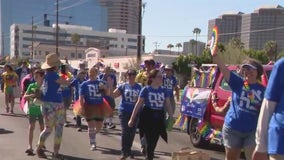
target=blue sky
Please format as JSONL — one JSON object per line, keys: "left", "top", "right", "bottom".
{"left": 142, "top": 0, "right": 284, "bottom": 53}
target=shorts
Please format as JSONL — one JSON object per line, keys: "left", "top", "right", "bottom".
{"left": 29, "top": 114, "right": 44, "bottom": 124}
{"left": 63, "top": 97, "right": 72, "bottom": 109}
{"left": 5, "top": 86, "right": 13, "bottom": 94}
{"left": 222, "top": 125, "right": 256, "bottom": 149}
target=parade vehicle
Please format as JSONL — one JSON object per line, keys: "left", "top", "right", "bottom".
{"left": 177, "top": 64, "right": 273, "bottom": 147}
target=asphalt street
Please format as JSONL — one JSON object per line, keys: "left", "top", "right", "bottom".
{"left": 0, "top": 93, "right": 225, "bottom": 160}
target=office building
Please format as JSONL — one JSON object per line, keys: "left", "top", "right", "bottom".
{"left": 208, "top": 5, "right": 284, "bottom": 52}
{"left": 183, "top": 40, "right": 206, "bottom": 56}
{"left": 208, "top": 12, "right": 243, "bottom": 44}
{"left": 10, "top": 23, "right": 142, "bottom": 60}
{"left": 241, "top": 5, "right": 284, "bottom": 51}
{"left": 98, "top": 0, "right": 140, "bottom": 34}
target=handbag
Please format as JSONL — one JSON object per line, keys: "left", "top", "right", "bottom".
{"left": 12, "top": 86, "right": 21, "bottom": 98}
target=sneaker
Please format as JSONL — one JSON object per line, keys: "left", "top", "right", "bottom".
{"left": 5, "top": 107, "right": 9, "bottom": 113}
{"left": 90, "top": 144, "right": 96, "bottom": 151}
{"left": 77, "top": 127, "right": 82, "bottom": 132}
{"left": 107, "top": 123, "right": 116, "bottom": 129}
{"left": 25, "top": 148, "right": 34, "bottom": 155}
{"left": 36, "top": 147, "right": 47, "bottom": 158}
{"left": 119, "top": 153, "right": 129, "bottom": 160}
{"left": 103, "top": 123, "right": 107, "bottom": 128}
{"left": 64, "top": 123, "right": 69, "bottom": 127}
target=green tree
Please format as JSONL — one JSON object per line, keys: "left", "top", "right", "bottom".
{"left": 192, "top": 28, "right": 201, "bottom": 55}
{"left": 175, "top": 43, "right": 182, "bottom": 54}
{"left": 230, "top": 38, "right": 244, "bottom": 49}
{"left": 264, "top": 40, "right": 277, "bottom": 61}
{"left": 71, "top": 33, "right": 80, "bottom": 59}
{"left": 167, "top": 44, "right": 174, "bottom": 54}
{"left": 243, "top": 49, "right": 269, "bottom": 64}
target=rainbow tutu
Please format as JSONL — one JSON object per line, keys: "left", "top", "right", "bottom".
{"left": 73, "top": 99, "right": 113, "bottom": 120}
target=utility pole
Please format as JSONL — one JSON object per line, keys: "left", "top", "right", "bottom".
{"left": 153, "top": 41, "right": 160, "bottom": 53}
{"left": 137, "top": 0, "right": 142, "bottom": 62}
{"left": 31, "top": 16, "right": 34, "bottom": 60}
{"left": 56, "top": 0, "right": 59, "bottom": 56}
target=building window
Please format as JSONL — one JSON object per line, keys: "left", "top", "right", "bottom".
{"left": 122, "top": 38, "right": 124, "bottom": 41}
{"left": 121, "top": 45, "right": 124, "bottom": 48}
{"left": 45, "top": 51, "right": 49, "bottom": 56}
{"left": 78, "top": 53, "right": 82, "bottom": 59}
{"left": 71, "top": 53, "right": 75, "bottom": 58}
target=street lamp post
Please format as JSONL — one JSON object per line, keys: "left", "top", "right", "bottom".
{"left": 31, "top": 16, "right": 34, "bottom": 59}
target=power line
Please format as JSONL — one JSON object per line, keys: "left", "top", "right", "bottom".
{"left": 145, "top": 26, "right": 284, "bottom": 38}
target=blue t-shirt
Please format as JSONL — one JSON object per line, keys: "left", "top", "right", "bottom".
{"left": 224, "top": 72, "right": 265, "bottom": 132}
{"left": 139, "top": 86, "right": 169, "bottom": 110}
{"left": 80, "top": 79, "right": 105, "bottom": 105}
{"left": 118, "top": 82, "right": 142, "bottom": 113}
{"left": 162, "top": 74, "right": 177, "bottom": 96}
{"left": 71, "top": 78, "right": 86, "bottom": 101}
{"left": 42, "top": 72, "right": 62, "bottom": 103}
{"left": 265, "top": 58, "right": 284, "bottom": 154}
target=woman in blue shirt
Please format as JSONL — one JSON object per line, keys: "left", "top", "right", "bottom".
{"left": 113, "top": 69, "right": 142, "bottom": 160}
{"left": 128, "top": 69, "right": 173, "bottom": 160}
{"left": 36, "top": 53, "right": 70, "bottom": 159}
{"left": 79, "top": 67, "right": 112, "bottom": 151}
{"left": 213, "top": 54, "right": 265, "bottom": 160}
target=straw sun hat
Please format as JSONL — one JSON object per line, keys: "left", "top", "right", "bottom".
{"left": 41, "top": 53, "right": 61, "bottom": 69}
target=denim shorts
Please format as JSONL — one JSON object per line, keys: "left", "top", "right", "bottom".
{"left": 222, "top": 125, "right": 256, "bottom": 149}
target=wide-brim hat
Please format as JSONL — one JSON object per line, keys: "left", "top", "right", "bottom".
{"left": 41, "top": 53, "right": 61, "bottom": 69}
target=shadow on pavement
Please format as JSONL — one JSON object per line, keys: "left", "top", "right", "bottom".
{"left": 0, "top": 113, "right": 27, "bottom": 118}
{"left": 0, "top": 128, "right": 14, "bottom": 134}
{"left": 43, "top": 150, "right": 93, "bottom": 160}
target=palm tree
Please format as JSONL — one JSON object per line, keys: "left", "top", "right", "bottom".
{"left": 192, "top": 28, "right": 201, "bottom": 56}
{"left": 167, "top": 44, "right": 174, "bottom": 54}
{"left": 71, "top": 33, "right": 80, "bottom": 59}
{"left": 264, "top": 40, "right": 277, "bottom": 61}
{"left": 176, "top": 43, "right": 182, "bottom": 54}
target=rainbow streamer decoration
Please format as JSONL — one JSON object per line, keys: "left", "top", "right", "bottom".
{"left": 197, "top": 121, "right": 213, "bottom": 140}
{"left": 174, "top": 114, "right": 188, "bottom": 130}
{"left": 210, "top": 26, "right": 219, "bottom": 56}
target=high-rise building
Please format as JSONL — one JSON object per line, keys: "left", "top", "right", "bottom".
{"left": 98, "top": 0, "right": 139, "bottom": 34}
{"left": 208, "top": 12, "right": 243, "bottom": 44}
{"left": 241, "top": 5, "right": 284, "bottom": 51}
{"left": 208, "top": 5, "right": 284, "bottom": 53}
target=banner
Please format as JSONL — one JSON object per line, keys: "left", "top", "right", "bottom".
{"left": 180, "top": 86, "right": 211, "bottom": 119}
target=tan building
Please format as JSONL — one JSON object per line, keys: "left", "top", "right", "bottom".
{"left": 208, "top": 11, "right": 243, "bottom": 44}
{"left": 98, "top": 0, "right": 139, "bottom": 34}
{"left": 241, "top": 5, "right": 284, "bottom": 51}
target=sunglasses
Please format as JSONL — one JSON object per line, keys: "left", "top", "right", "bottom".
{"left": 128, "top": 73, "right": 136, "bottom": 76}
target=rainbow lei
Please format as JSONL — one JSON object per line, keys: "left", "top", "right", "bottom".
{"left": 210, "top": 26, "right": 219, "bottom": 56}
{"left": 243, "top": 80, "right": 256, "bottom": 103}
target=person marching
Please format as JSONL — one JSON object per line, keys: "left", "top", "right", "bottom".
{"left": 2, "top": 64, "right": 18, "bottom": 114}
{"left": 128, "top": 69, "right": 173, "bottom": 160}
{"left": 23, "top": 69, "right": 45, "bottom": 155}
{"left": 162, "top": 64, "right": 179, "bottom": 115}
{"left": 113, "top": 69, "right": 142, "bottom": 160}
{"left": 79, "top": 67, "right": 113, "bottom": 151}
{"left": 36, "top": 53, "right": 70, "bottom": 159}
{"left": 135, "top": 59, "right": 156, "bottom": 153}
{"left": 70, "top": 70, "right": 87, "bottom": 131}
{"left": 213, "top": 53, "right": 265, "bottom": 160}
